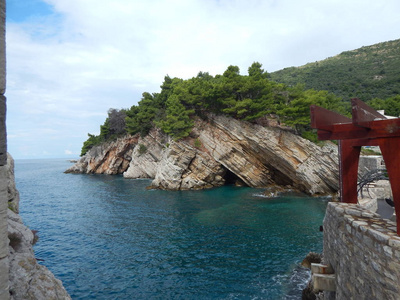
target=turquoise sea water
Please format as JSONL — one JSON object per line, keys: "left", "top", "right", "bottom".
{"left": 15, "top": 159, "right": 327, "bottom": 299}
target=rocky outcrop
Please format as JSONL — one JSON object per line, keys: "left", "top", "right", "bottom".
{"left": 8, "top": 209, "right": 71, "bottom": 300}
{"left": 65, "top": 135, "right": 138, "bottom": 174}
{"left": 7, "top": 153, "right": 19, "bottom": 213}
{"left": 7, "top": 154, "right": 71, "bottom": 300}
{"left": 68, "top": 115, "right": 339, "bottom": 195}
{"left": 194, "top": 115, "right": 338, "bottom": 194}
{"left": 123, "top": 129, "right": 165, "bottom": 179}
{"left": 149, "top": 138, "right": 226, "bottom": 190}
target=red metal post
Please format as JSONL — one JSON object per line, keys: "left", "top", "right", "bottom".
{"left": 310, "top": 99, "right": 400, "bottom": 234}
{"left": 378, "top": 137, "right": 400, "bottom": 235}
{"left": 339, "top": 140, "right": 361, "bottom": 204}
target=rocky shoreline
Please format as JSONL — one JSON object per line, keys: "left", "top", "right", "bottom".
{"left": 7, "top": 154, "right": 71, "bottom": 299}
{"left": 66, "top": 114, "right": 340, "bottom": 196}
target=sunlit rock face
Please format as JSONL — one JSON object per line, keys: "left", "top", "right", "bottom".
{"left": 65, "top": 135, "right": 138, "bottom": 175}
{"left": 149, "top": 138, "right": 226, "bottom": 190}
{"left": 67, "top": 115, "right": 339, "bottom": 195}
{"left": 123, "top": 129, "right": 165, "bottom": 179}
{"left": 192, "top": 115, "right": 339, "bottom": 195}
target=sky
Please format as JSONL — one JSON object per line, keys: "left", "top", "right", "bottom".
{"left": 5, "top": 0, "right": 400, "bottom": 159}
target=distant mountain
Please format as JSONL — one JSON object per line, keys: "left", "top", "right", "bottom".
{"left": 270, "top": 39, "right": 400, "bottom": 101}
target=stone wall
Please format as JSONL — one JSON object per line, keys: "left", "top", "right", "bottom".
{"left": 322, "top": 202, "right": 400, "bottom": 300}
{"left": 358, "top": 155, "right": 385, "bottom": 178}
{"left": 0, "top": 0, "right": 8, "bottom": 298}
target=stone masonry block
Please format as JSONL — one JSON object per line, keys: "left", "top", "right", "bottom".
{"left": 345, "top": 208, "right": 363, "bottom": 217}
{"left": 371, "top": 260, "right": 382, "bottom": 273}
{"left": 383, "top": 245, "right": 393, "bottom": 257}
{"left": 361, "top": 211, "right": 378, "bottom": 218}
{"left": 387, "top": 261, "right": 400, "bottom": 273}
{"left": 363, "top": 235, "right": 373, "bottom": 248}
{"left": 367, "top": 228, "right": 390, "bottom": 244}
{"left": 388, "top": 237, "right": 400, "bottom": 249}
{"left": 383, "top": 270, "right": 398, "bottom": 283}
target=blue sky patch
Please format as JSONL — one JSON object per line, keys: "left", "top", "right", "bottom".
{"left": 7, "top": 0, "right": 55, "bottom": 22}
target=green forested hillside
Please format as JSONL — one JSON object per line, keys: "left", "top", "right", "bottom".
{"left": 270, "top": 39, "right": 400, "bottom": 102}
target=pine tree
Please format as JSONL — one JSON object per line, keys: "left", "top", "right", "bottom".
{"left": 159, "top": 95, "right": 194, "bottom": 140}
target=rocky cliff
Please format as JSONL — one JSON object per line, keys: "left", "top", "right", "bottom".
{"left": 7, "top": 154, "right": 71, "bottom": 300}
{"left": 66, "top": 135, "right": 138, "bottom": 174}
{"left": 66, "top": 115, "right": 339, "bottom": 195}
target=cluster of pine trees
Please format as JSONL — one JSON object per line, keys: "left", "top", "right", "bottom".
{"left": 80, "top": 62, "right": 398, "bottom": 156}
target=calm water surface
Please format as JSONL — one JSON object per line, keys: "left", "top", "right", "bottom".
{"left": 15, "top": 159, "right": 327, "bottom": 299}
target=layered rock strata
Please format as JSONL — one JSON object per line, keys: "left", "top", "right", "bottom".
{"left": 67, "top": 115, "right": 339, "bottom": 195}
{"left": 66, "top": 135, "right": 138, "bottom": 174}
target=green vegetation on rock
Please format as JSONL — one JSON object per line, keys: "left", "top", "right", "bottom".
{"left": 81, "top": 108, "right": 127, "bottom": 156}
{"left": 80, "top": 39, "right": 400, "bottom": 156}
{"left": 79, "top": 63, "right": 346, "bottom": 155}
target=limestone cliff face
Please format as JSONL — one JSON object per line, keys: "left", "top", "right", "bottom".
{"left": 7, "top": 154, "right": 71, "bottom": 300}
{"left": 65, "top": 135, "right": 138, "bottom": 174}
{"left": 193, "top": 115, "right": 339, "bottom": 194}
{"left": 123, "top": 129, "right": 165, "bottom": 179}
{"left": 68, "top": 115, "right": 339, "bottom": 195}
{"left": 148, "top": 137, "right": 226, "bottom": 190}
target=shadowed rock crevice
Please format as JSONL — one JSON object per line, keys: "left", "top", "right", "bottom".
{"left": 222, "top": 168, "right": 246, "bottom": 186}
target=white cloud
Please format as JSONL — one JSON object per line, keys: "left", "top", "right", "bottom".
{"left": 6, "top": 0, "right": 400, "bottom": 158}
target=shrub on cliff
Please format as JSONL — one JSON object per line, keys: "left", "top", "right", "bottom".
{"left": 81, "top": 134, "right": 101, "bottom": 156}
{"left": 80, "top": 109, "right": 127, "bottom": 156}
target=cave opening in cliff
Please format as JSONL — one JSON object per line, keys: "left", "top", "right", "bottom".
{"left": 269, "top": 168, "right": 293, "bottom": 187}
{"left": 223, "top": 168, "right": 247, "bottom": 186}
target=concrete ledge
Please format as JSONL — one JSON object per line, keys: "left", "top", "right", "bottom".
{"left": 311, "top": 263, "right": 334, "bottom": 275}
{"left": 313, "top": 273, "right": 336, "bottom": 292}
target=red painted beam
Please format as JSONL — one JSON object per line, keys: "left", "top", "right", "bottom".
{"left": 317, "top": 118, "right": 400, "bottom": 140}
{"left": 310, "top": 99, "right": 400, "bottom": 235}
{"left": 351, "top": 98, "right": 386, "bottom": 128}
{"left": 310, "top": 105, "right": 352, "bottom": 130}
